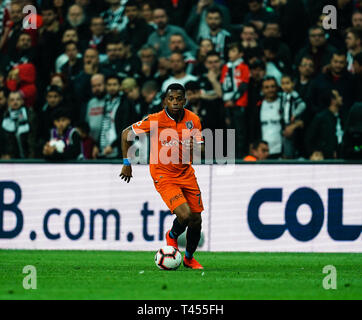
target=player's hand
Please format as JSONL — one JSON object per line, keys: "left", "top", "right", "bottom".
{"left": 119, "top": 165, "right": 133, "bottom": 183}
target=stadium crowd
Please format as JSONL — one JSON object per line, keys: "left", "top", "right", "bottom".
{"left": 0, "top": 0, "right": 362, "bottom": 161}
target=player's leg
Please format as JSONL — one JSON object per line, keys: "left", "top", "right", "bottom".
{"left": 181, "top": 176, "right": 204, "bottom": 269}
{"left": 166, "top": 202, "right": 190, "bottom": 248}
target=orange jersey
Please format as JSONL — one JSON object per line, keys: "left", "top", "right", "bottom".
{"left": 131, "top": 108, "right": 203, "bottom": 179}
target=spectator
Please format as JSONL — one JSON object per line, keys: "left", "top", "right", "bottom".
{"left": 117, "top": 38, "right": 142, "bottom": 80}
{"left": 243, "top": 0, "right": 276, "bottom": 32}
{"left": 198, "top": 6, "right": 231, "bottom": 59}
{"left": 280, "top": 74, "right": 306, "bottom": 158}
{"left": 0, "top": 32, "right": 35, "bottom": 74}
{"left": 75, "top": 121, "right": 96, "bottom": 160}
{"left": 147, "top": 7, "right": 197, "bottom": 58}
{"left": 341, "top": 101, "right": 362, "bottom": 159}
{"left": 36, "top": 5, "right": 62, "bottom": 88}
{"left": 221, "top": 42, "right": 250, "bottom": 158}
{"left": 137, "top": 45, "right": 158, "bottom": 86}
{"left": 353, "top": 52, "right": 362, "bottom": 102}
{"left": 0, "top": 2, "right": 37, "bottom": 54}
{"left": 88, "top": 16, "right": 107, "bottom": 56}
{"left": 251, "top": 77, "right": 283, "bottom": 159}
{"left": 73, "top": 47, "right": 108, "bottom": 117}
{"left": 84, "top": 73, "right": 106, "bottom": 144}
{"left": 262, "top": 37, "right": 287, "bottom": 84}
{"left": 1, "top": 91, "right": 37, "bottom": 158}
{"left": 295, "top": 26, "right": 337, "bottom": 75}
{"left": 141, "top": 80, "right": 163, "bottom": 115}
{"left": 240, "top": 23, "right": 262, "bottom": 64}
{"left": 38, "top": 85, "right": 67, "bottom": 145}
{"left": 169, "top": 33, "right": 196, "bottom": 74}
{"left": 186, "top": 0, "right": 231, "bottom": 41}
{"left": 158, "top": 0, "right": 194, "bottom": 27}
{"left": 0, "top": 87, "right": 7, "bottom": 122}
{"left": 262, "top": 21, "right": 292, "bottom": 71}
{"left": 246, "top": 59, "right": 266, "bottom": 147}
{"left": 60, "top": 41, "right": 83, "bottom": 82}
{"left": 53, "top": 0, "right": 68, "bottom": 25}
{"left": 345, "top": 27, "right": 362, "bottom": 73}
{"left": 121, "top": 77, "right": 144, "bottom": 119}
{"left": 193, "top": 38, "right": 215, "bottom": 77}
{"left": 63, "top": 4, "right": 90, "bottom": 42}
{"left": 198, "top": 50, "right": 223, "bottom": 100}
{"left": 42, "top": 107, "right": 83, "bottom": 160}
{"left": 305, "top": 89, "right": 344, "bottom": 159}
{"left": 294, "top": 56, "right": 315, "bottom": 102}
{"left": 55, "top": 28, "right": 83, "bottom": 73}
{"left": 101, "top": 0, "right": 128, "bottom": 33}
{"left": 161, "top": 52, "right": 197, "bottom": 92}
{"left": 307, "top": 51, "right": 355, "bottom": 118}
{"left": 6, "top": 63, "right": 37, "bottom": 108}
{"left": 119, "top": 0, "right": 154, "bottom": 55}
{"left": 243, "top": 140, "right": 270, "bottom": 161}
{"left": 185, "top": 80, "right": 224, "bottom": 133}
{"left": 140, "top": 1, "right": 155, "bottom": 26}
{"left": 352, "top": 10, "right": 362, "bottom": 28}
{"left": 269, "top": 0, "right": 309, "bottom": 55}
{"left": 94, "top": 75, "right": 134, "bottom": 159}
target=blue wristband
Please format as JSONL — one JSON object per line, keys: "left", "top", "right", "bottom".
{"left": 123, "top": 158, "right": 131, "bottom": 166}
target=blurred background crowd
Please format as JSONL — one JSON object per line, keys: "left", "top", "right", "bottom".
{"left": 0, "top": 0, "right": 362, "bottom": 161}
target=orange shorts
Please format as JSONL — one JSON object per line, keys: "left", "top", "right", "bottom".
{"left": 153, "top": 171, "right": 204, "bottom": 213}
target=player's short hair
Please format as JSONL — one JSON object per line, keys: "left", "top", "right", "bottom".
{"left": 165, "top": 83, "right": 185, "bottom": 96}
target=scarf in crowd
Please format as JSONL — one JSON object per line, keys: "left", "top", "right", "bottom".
{"left": 2, "top": 106, "right": 30, "bottom": 135}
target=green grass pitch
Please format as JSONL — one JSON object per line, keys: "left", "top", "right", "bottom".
{"left": 0, "top": 250, "right": 361, "bottom": 300}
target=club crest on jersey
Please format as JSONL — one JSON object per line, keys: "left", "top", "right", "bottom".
{"left": 186, "top": 121, "right": 194, "bottom": 130}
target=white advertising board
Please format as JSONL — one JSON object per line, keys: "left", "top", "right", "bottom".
{"left": 0, "top": 164, "right": 361, "bottom": 252}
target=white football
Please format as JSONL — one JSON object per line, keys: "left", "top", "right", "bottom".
{"left": 154, "top": 246, "right": 182, "bottom": 270}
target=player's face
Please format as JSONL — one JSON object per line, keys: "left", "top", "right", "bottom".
{"left": 165, "top": 90, "right": 186, "bottom": 115}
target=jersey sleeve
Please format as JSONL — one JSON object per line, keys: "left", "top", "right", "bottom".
{"left": 131, "top": 114, "right": 155, "bottom": 135}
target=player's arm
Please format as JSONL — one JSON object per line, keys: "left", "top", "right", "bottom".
{"left": 119, "top": 126, "right": 135, "bottom": 183}
{"left": 119, "top": 116, "right": 152, "bottom": 183}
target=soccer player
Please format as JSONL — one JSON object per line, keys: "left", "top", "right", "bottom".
{"left": 120, "top": 83, "right": 204, "bottom": 269}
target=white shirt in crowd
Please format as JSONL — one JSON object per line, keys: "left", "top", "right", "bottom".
{"left": 260, "top": 98, "right": 282, "bottom": 155}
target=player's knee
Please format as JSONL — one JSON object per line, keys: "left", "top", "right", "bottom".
{"left": 189, "top": 213, "right": 202, "bottom": 229}
{"left": 175, "top": 204, "right": 193, "bottom": 225}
